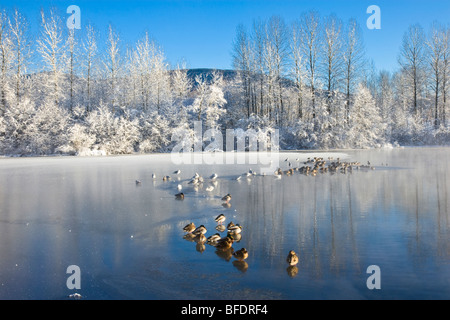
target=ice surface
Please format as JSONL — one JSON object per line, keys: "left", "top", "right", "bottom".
{"left": 0, "top": 148, "right": 449, "bottom": 299}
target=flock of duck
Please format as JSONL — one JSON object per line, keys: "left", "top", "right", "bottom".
{"left": 279, "top": 156, "right": 376, "bottom": 177}
{"left": 179, "top": 191, "right": 299, "bottom": 274}
{"left": 136, "top": 155, "right": 379, "bottom": 275}
{"left": 178, "top": 184, "right": 251, "bottom": 272}
{"left": 142, "top": 168, "right": 303, "bottom": 273}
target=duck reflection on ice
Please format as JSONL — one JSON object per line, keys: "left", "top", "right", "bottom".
{"left": 183, "top": 233, "right": 196, "bottom": 242}
{"left": 215, "top": 247, "right": 234, "bottom": 262}
{"left": 196, "top": 242, "right": 206, "bottom": 253}
{"left": 233, "top": 260, "right": 248, "bottom": 273}
{"left": 215, "top": 225, "right": 226, "bottom": 232}
{"left": 286, "top": 265, "right": 299, "bottom": 278}
{"left": 194, "top": 234, "right": 207, "bottom": 252}
{"left": 194, "top": 233, "right": 206, "bottom": 244}
{"left": 231, "top": 248, "right": 249, "bottom": 272}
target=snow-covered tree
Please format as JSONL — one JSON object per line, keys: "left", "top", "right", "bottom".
{"left": 251, "top": 18, "right": 267, "bottom": 117}
{"left": 342, "top": 19, "right": 365, "bottom": 123}
{"left": 0, "top": 10, "right": 13, "bottom": 114}
{"left": 37, "top": 9, "right": 66, "bottom": 108}
{"left": 103, "top": 25, "right": 122, "bottom": 113}
{"left": 205, "top": 83, "right": 227, "bottom": 130}
{"left": 86, "top": 104, "right": 139, "bottom": 154}
{"left": 149, "top": 46, "right": 172, "bottom": 115}
{"left": 377, "top": 70, "right": 394, "bottom": 140}
{"left": 66, "top": 28, "right": 80, "bottom": 112}
{"left": 138, "top": 111, "right": 171, "bottom": 153}
{"left": 321, "top": 15, "right": 343, "bottom": 115}
{"left": 8, "top": 8, "right": 31, "bottom": 106}
{"left": 1, "top": 98, "right": 69, "bottom": 155}
{"left": 170, "top": 64, "right": 192, "bottom": 113}
{"left": 299, "top": 11, "right": 322, "bottom": 119}
{"left": 130, "top": 33, "right": 155, "bottom": 112}
{"left": 348, "top": 84, "right": 385, "bottom": 148}
{"left": 29, "top": 101, "right": 70, "bottom": 154}
{"left": 191, "top": 71, "right": 227, "bottom": 130}
{"left": 232, "top": 23, "right": 253, "bottom": 117}
{"left": 441, "top": 27, "right": 450, "bottom": 127}
{"left": 289, "top": 19, "right": 306, "bottom": 119}
{"left": 426, "top": 23, "right": 445, "bottom": 128}
{"left": 265, "top": 16, "right": 289, "bottom": 125}
{"left": 398, "top": 24, "right": 427, "bottom": 116}
{"left": 64, "top": 122, "right": 96, "bottom": 155}
{"left": 82, "top": 24, "right": 98, "bottom": 113}
{"left": 191, "top": 74, "right": 208, "bottom": 121}
{"left": 0, "top": 98, "right": 36, "bottom": 154}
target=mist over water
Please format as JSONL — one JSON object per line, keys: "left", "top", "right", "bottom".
{"left": 0, "top": 147, "right": 449, "bottom": 300}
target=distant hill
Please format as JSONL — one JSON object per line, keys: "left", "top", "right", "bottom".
{"left": 185, "top": 68, "right": 239, "bottom": 83}
{"left": 183, "top": 68, "right": 297, "bottom": 89}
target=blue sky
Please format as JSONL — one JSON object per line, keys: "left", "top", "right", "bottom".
{"left": 1, "top": 0, "right": 450, "bottom": 72}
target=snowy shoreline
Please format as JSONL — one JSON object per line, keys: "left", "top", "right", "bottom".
{"left": 4, "top": 142, "right": 450, "bottom": 161}
{"left": 6, "top": 143, "right": 450, "bottom": 161}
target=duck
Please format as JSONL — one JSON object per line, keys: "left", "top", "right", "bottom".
{"left": 210, "top": 173, "right": 218, "bottom": 180}
{"left": 233, "top": 248, "right": 249, "bottom": 261}
{"left": 163, "top": 176, "right": 171, "bottom": 181}
{"left": 152, "top": 173, "right": 156, "bottom": 179}
{"left": 192, "top": 225, "right": 207, "bottom": 235}
{"left": 221, "top": 194, "right": 232, "bottom": 202}
{"left": 215, "top": 214, "right": 226, "bottom": 224}
{"left": 227, "top": 221, "right": 235, "bottom": 229}
{"left": 207, "top": 233, "right": 221, "bottom": 243}
{"left": 215, "top": 236, "right": 234, "bottom": 250}
{"left": 173, "top": 170, "right": 181, "bottom": 175}
{"left": 183, "top": 222, "right": 196, "bottom": 233}
{"left": 228, "top": 224, "right": 243, "bottom": 234}
{"left": 175, "top": 192, "right": 184, "bottom": 200}
{"left": 188, "top": 177, "right": 199, "bottom": 184}
{"left": 217, "top": 234, "right": 234, "bottom": 242}
{"left": 68, "top": 293, "right": 83, "bottom": 300}
{"left": 286, "top": 250, "right": 299, "bottom": 266}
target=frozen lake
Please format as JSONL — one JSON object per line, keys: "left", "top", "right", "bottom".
{"left": 0, "top": 147, "right": 449, "bottom": 300}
